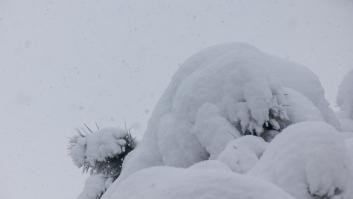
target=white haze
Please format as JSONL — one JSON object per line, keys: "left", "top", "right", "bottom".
{"left": 0, "top": 0, "right": 352, "bottom": 198}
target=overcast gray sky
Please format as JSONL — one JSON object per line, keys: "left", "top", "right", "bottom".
{"left": 0, "top": 0, "right": 352, "bottom": 198}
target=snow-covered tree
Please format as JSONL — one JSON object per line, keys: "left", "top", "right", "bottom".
{"left": 69, "top": 126, "right": 136, "bottom": 199}
{"left": 102, "top": 43, "right": 338, "bottom": 195}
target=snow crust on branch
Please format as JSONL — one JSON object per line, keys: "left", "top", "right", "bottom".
{"left": 69, "top": 127, "right": 133, "bottom": 174}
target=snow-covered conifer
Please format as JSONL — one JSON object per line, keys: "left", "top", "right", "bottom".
{"left": 69, "top": 126, "right": 136, "bottom": 199}
{"left": 108, "top": 43, "right": 336, "bottom": 188}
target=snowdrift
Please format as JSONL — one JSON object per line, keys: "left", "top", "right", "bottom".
{"left": 249, "top": 122, "right": 353, "bottom": 199}
{"left": 108, "top": 166, "right": 295, "bottom": 199}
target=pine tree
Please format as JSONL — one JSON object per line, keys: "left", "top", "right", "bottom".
{"left": 69, "top": 125, "right": 137, "bottom": 199}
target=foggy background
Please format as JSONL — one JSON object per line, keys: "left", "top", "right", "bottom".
{"left": 0, "top": 0, "right": 352, "bottom": 198}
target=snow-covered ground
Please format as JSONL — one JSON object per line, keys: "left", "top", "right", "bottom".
{"left": 1, "top": 0, "right": 353, "bottom": 199}
{"left": 110, "top": 166, "right": 295, "bottom": 199}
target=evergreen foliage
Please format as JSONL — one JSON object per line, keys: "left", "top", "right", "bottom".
{"left": 69, "top": 125, "right": 137, "bottom": 199}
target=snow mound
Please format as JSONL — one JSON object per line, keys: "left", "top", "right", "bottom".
{"left": 217, "top": 135, "right": 267, "bottom": 173}
{"left": 249, "top": 121, "right": 353, "bottom": 199}
{"left": 102, "top": 43, "right": 338, "bottom": 198}
{"left": 107, "top": 166, "right": 294, "bottom": 199}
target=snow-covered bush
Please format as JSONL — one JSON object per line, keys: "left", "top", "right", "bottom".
{"left": 249, "top": 122, "right": 353, "bottom": 199}
{"left": 69, "top": 127, "right": 136, "bottom": 177}
{"left": 104, "top": 43, "right": 338, "bottom": 193}
{"left": 107, "top": 166, "right": 295, "bottom": 199}
{"left": 69, "top": 126, "right": 136, "bottom": 199}
{"left": 337, "top": 69, "right": 353, "bottom": 131}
